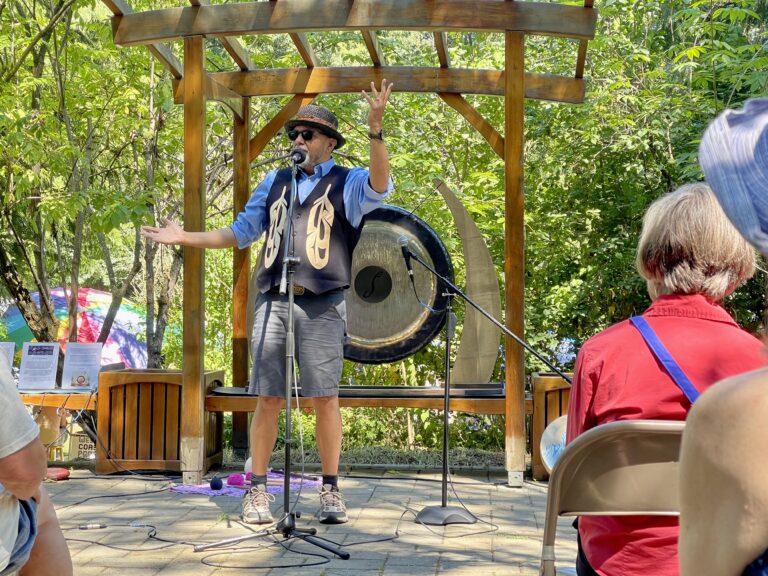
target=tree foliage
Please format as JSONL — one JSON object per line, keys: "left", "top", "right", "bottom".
{"left": 0, "top": 0, "right": 766, "bottom": 448}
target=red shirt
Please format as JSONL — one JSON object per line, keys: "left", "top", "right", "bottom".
{"left": 566, "top": 294, "right": 766, "bottom": 576}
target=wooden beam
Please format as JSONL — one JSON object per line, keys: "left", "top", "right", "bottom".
{"left": 289, "top": 32, "right": 318, "bottom": 67}
{"left": 189, "top": 0, "right": 253, "bottom": 70}
{"left": 102, "top": 0, "right": 183, "bottom": 79}
{"left": 206, "top": 76, "right": 244, "bottom": 120}
{"left": 362, "top": 31, "right": 385, "bottom": 66}
{"left": 112, "top": 1, "right": 598, "bottom": 47}
{"left": 231, "top": 96, "right": 251, "bottom": 456}
{"left": 269, "top": 0, "right": 317, "bottom": 66}
{"left": 438, "top": 92, "right": 503, "bottom": 158}
{"left": 575, "top": 39, "right": 589, "bottom": 79}
{"left": 249, "top": 94, "right": 316, "bottom": 161}
{"left": 434, "top": 32, "right": 450, "bottom": 68}
{"left": 173, "top": 76, "right": 245, "bottom": 119}
{"left": 211, "top": 66, "right": 585, "bottom": 104}
{"left": 181, "top": 35, "right": 207, "bottom": 484}
{"left": 503, "top": 31, "right": 526, "bottom": 488}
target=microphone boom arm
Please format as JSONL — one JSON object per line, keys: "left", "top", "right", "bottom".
{"left": 406, "top": 248, "right": 572, "bottom": 384}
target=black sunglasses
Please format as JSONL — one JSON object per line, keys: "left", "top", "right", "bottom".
{"left": 287, "top": 129, "right": 318, "bottom": 142}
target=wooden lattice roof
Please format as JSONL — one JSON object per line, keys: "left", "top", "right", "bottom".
{"left": 101, "top": 0, "right": 597, "bottom": 159}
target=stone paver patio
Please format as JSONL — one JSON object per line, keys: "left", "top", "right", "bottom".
{"left": 47, "top": 468, "right": 578, "bottom": 575}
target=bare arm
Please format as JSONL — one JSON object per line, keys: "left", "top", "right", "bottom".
{"left": 362, "top": 79, "right": 393, "bottom": 194}
{"left": 140, "top": 218, "right": 238, "bottom": 249}
{"left": 0, "top": 438, "right": 47, "bottom": 500}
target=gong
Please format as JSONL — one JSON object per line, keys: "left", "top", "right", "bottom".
{"left": 344, "top": 205, "right": 453, "bottom": 363}
{"left": 247, "top": 204, "right": 454, "bottom": 364}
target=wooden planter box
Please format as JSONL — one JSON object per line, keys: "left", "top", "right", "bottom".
{"left": 96, "top": 369, "right": 224, "bottom": 474}
{"left": 531, "top": 373, "right": 571, "bottom": 481}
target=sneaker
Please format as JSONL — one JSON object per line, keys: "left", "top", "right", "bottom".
{"left": 318, "top": 484, "right": 348, "bottom": 524}
{"left": 242, "top": 484, "right": 275, "bottom": 524}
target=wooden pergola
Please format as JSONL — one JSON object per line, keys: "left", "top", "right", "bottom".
{"left": 102, "top": 0, "right": 597, "bottom": 485}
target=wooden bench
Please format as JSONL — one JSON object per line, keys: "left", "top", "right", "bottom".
{"left": 23, "top": 379, "right": 540, "bottom": 475}
{"left": 205, "top": 385, "right": 510, "bottom": 415}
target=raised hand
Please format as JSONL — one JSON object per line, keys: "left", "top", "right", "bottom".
{"left": 361, "top": 79, "right": 393, "bottom": 132}
{"left": 140, "top": 218, "right": 184, "bottom": 245}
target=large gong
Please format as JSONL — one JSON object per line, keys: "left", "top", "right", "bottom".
{"left": 344, "top": 205, "right": 453, "bottom": 363}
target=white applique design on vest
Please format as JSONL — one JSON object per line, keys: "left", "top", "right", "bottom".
{"left": 264, "top": 186, "right": 288, "bottom": 269}
{"left": 306, "top": 184, "right": 334, "bottom": 269}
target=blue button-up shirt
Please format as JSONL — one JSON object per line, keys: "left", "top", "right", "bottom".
{"left": 230, "top": 158, "right": 393, "bottom": 249}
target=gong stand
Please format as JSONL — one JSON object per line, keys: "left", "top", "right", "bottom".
{"left": 406, "top": 247, "right": 571, "bottom": 526}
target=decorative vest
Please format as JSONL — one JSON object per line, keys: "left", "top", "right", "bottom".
{"left": 255, "top": 165, "right": 360, "bottom": 294}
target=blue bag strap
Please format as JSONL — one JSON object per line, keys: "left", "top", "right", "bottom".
{"left": 629, "top": 315, "right": 700, "bottom": 404}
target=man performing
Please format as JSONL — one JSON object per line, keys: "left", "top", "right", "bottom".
{"left": 141, "top": 79, "right": 394, "bottom": 525}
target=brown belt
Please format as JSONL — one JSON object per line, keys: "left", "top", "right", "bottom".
{"left": 268, "top": 284, "right": 307, "bottom": 296}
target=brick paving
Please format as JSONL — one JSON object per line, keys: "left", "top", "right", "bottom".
{"left": 47, "top": 468, "right": 578, "bottom": 575}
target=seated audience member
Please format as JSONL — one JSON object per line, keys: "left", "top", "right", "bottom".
{"left": 0, "top": 354, "right": 72, "bottom": 576}
{"left": 566, "top": 182, "right": 767, "bottom": 576}
{"left": 679, "top": 97, "right": 768, "bottom": 576}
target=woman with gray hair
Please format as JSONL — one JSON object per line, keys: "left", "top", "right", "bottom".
{"left": 679, "top": 97, "right": 768, "bottom": 576}
{"left": 567, "top": 182, "right": 766, "bottom": 576}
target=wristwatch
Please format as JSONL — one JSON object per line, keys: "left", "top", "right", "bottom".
{"left": 368, "top": 129, "right": 384, "bottom": 141}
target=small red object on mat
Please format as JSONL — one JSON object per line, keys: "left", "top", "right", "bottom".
{"left": 46, "top": 467, "right": 70, "bottom": 481}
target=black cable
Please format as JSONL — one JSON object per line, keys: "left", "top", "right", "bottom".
{"left": 56, "top": 486, "right": 171, "bottom": 511}
{"left": 340, "top": 472, "right": 503, "bottom": 486}
{"left": 199, "top": 537, "right": 332, "bottom": 570}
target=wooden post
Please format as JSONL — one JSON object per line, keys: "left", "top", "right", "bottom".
{"left": 232, "top": 97, "right": 251, "bottom": 456}
{"left": 504, "top": 31, "right": 526, "bottom": 487}
{"left": 181, "top": 35, "right": 207, "bottom": 485}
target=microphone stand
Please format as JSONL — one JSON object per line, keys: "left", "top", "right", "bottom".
{"left": 406, "top": 247, "right": 571, "bottom": 527}
{"left": 415, "top": 289, "right": 477, "bottom": 526}
{"left": 194, "top": 151, "right": 349, "bottom": 560}
{"left": 272, "top": 151, "right": 348, "bottom": 558}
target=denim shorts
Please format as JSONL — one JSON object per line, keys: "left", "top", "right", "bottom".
{"left": 0, "top": 498, "right": 37, "bottom": 576}
{"left": 249, "top": 290, "right": 346, "bottom": 397}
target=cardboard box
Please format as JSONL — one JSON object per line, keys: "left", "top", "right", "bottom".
{"left": 69, "top": 433, "right": 96, "bottom": 460}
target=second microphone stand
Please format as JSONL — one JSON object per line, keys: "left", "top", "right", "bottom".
{"left": 415, "top": 289, "right": 477, "bottom": 525}
{"left": 406, "top": 245, "right": 572, "bottom": 526}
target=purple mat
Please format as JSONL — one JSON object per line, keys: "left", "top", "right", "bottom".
{"left": 170, "top": 471, "right": 320, "bottom": 497}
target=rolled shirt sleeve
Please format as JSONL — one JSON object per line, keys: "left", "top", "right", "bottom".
{"left": 230, "top": 171, "right": 275, "bottom": 249}
{"left": 343, "top": 166, "right": 393, "bottom": 229}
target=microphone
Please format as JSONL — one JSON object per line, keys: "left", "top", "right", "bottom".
{"left": 398, "top": 235, "right": 414, "bottom": 278}
{"left": 290, "top": 148, "right": 306, "bottom": 164}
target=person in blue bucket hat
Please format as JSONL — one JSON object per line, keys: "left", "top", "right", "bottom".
{"left": 679, "top": 97, "right": 768, "bottom": 576}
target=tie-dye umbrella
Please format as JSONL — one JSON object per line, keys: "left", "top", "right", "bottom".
{"left": 0, "top": 287, "right": 147, "bottom": 368}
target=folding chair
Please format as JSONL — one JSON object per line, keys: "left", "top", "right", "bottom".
{"left": 539, "top": 419, "right": 685, "bottom": 576}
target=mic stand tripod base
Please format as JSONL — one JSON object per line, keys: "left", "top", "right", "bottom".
{"left": 415, "top": 505, "right": 477, "bottom": 526}
{"left": 277, "top": 513, "right": 351, "bottom": 559}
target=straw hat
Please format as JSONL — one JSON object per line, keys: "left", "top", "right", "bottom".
{"left": 284, "top": 104, "right": 346, "bottom": 149}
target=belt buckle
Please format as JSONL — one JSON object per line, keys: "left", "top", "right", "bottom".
{"left": 293, "top": 284, "right": 305, "bottom": 296}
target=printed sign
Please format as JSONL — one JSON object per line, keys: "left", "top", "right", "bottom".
{"left": 18, "top": 342, "right": 59, "bottom": 390}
